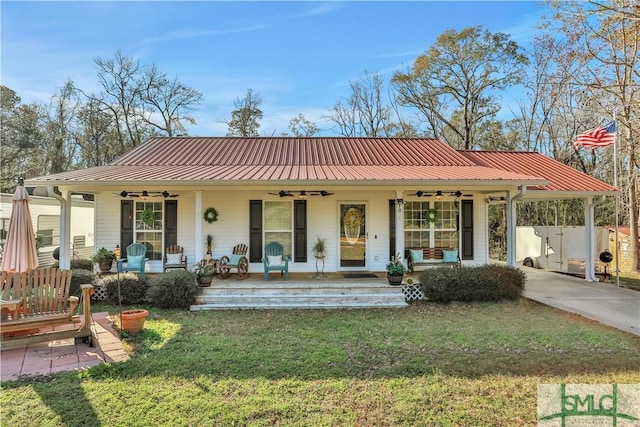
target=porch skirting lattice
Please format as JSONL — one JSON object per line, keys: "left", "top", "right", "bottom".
{"left": 402, "top": 285, "right": 424, "bottom": 301}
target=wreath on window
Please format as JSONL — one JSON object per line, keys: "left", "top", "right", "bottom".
{"left": 426, "top": 208, "right": 440, "bottom": 223}
{"left": 140, "top": 209, "right": 155, "bottom": 227}
{"left": 203, "top": 207, "right": 219, "bottom": 223}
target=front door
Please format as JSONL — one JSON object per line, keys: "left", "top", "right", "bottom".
{"left": 339, "top": 203, "right": 366, "bottom": 269}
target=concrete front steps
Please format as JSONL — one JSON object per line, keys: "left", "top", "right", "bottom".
{"left": 190, "top": 281, "right": 408, "bottom": 310}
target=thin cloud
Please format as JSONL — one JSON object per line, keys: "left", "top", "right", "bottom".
{"left": 292, "top": 2, "right": 345, "bottom": 18}
{"left": 138, "top": 24, "right": 266, "bottom": 46}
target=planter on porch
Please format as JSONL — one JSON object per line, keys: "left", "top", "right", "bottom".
{"left": 198, "top": 275, "right": 214, "bottom": 286}
{"left": 387, "top": 274, "right": 403, "bottom": 286}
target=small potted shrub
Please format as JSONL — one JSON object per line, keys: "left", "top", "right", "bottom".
{"left": 206, "top": 234, "right": 214, "bottom": 257}
{"left": 312, "top": 237, "right": 326, "bottom": 258}
{"left": 386, "top": 253, "right": 404, "bottom": 285}
{"left": 92, "top": 247, "right": 115, "bottom": 274}
{"left": 195, "top": 260, "right": 215, "bottom": 286}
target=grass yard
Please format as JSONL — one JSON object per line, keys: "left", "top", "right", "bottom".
{"left": 1, "top": 299, "right": 639, "bottom": 426}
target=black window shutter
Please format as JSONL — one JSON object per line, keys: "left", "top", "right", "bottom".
{"left": 461, "top": 200, "right": 474, "bottom": 260}
{"left": 389, "top": 200, "right": 396, "bottom": 260}
{"left": 165, "top": 200, "right": 178, "bottom": 248}
{"left": 294, "top": 200, "right": 307, "bottom": 262}
{"left": 249, "top": 200, "right": 263, "bottom": 262}
{"left": 120, "top": 200, "right": 134, "bottom": 257}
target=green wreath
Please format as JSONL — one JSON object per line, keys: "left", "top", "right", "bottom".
{"left": 203, "top": 207, "right": 219, "bottom": 223}
{"left": 140, "top": 209, "right": 156, "bottom": 227}
{"left": 425, "top": 208, "right": 440, "bottom": 223}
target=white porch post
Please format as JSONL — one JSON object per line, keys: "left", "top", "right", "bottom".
{"left": 59, "top": 190, "right": 72, "bottom": 270}
{"left": 395, "top": 190, "right": 405, "bottom": 264}
{"left": 195, "top": 191, "right": 203, "bottom": 261}
{"left": 506, "top": 190, "right": 517, "bottom": 267}
{"left": 584, "top": 196, "right": 596, "bottom": 282}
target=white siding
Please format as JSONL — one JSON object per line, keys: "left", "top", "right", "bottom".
{"left": 93, "top": 190, "right": 489, "bottom": 273}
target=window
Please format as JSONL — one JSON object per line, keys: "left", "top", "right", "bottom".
{"left": 404, "top": 200, "right": 458, "bottom": 249}
{"left": 135, "top": 201, "right": 163, "bottom": 261}
{"left": 37, "top": 215, "right": 60, "bottom": 247}
{"left": 264, "top": 201, "right": 292, "bottom": 258}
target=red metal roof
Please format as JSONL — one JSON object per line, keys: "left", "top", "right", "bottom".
{"left": 27, "top": 164, "right": 539, "bottom": 183}
{"left": 25, "top": 137, "right": 615, "bottom": 196}
{"left": 459, "top": 150, "right": 618, "bottom": 193}
{"left": 113, "top": 137, "right": 477, "bottom": 167}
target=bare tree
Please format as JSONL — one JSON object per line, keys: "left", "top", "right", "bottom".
{"left": 78, "top": 50, "right": 203, "bottom": 151}
{"left": 140, "top": 65, "right": 203, "bottom": 136}
{"left": 324, "top": 71, "right": 413, "bottom": 137}
{"left": 288, "top": 113, "right": 319, "bottom": 137}
{"left": 226, "top": 88, "right": 263, "bottom": 137}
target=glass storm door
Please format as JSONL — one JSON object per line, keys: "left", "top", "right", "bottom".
{"left": 339, "top": 203, "right": 366, "bottom": 268}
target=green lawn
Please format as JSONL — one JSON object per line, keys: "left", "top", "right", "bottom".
{"left": 2, "top": 299, "right": 639, "bottom": 426}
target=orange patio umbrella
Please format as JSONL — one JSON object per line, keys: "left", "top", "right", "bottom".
{"left": 0, "top": 179, "right": 39, "bottom": 273}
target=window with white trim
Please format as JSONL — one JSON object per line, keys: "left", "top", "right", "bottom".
{"left": 135, "top": 201, "right": 163, "bottom": 261}
{"left": 264, "top": 201, "right": 292, "bottom": 258}
{"left": 404, "top": 200, "right": 458, "bottom": 249}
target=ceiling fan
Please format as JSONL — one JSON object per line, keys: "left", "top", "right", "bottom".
{"left": 268, "top": 190, "right": 335, "bottom": 198}
{"left": 408, "top": 190, "right": 472, "bottom": 198}
{"left": 268, "top": 191, "right": 295, "bottom": 197}
{"left": 309, "top": 190, "right": 334, "bottom": 197}
{"left": 116, "top": 191, "right": 179, "bottom": 198}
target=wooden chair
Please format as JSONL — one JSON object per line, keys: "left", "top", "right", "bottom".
{"left": 163, "top": 245, "right": 187, "bottom": 271}
{"left": 117, "top": 243, "right": 148, "bottom": 273}
{"left": 262, "top": 242, "right": 290, "bottom": 281}
{"left": 1, "top": 268, "right": 94, "bottom": 349}
{"left": 219, "top": 244, "right": 249, "bottom": 279}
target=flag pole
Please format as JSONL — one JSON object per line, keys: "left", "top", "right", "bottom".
{"left": 613, "top": 114, "right": 620, "bottom": 287}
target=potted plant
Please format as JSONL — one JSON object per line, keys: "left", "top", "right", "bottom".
{"left": 195, "top": 259, "right": 215, "bottom": 286}
{"left": 92, "top": 247, "right": 115, "bottom": 274}
{"left": 386, "top": 253, "right": 404, "bottom": 285}
{"left": 119, "top": 309, "right": 149, "bottom": 334}
{"left": 312, "top": 237, "right": 326, "bottom": 258}
{"left": 206, "top": 234, "right": 214, "bottom": 255}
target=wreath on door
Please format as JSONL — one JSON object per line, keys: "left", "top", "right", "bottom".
{"left": 203, "top": 207, "right": 219, "bottom": 223}
{"left": 426, "top": 208, "right": 439, "bottom": 223}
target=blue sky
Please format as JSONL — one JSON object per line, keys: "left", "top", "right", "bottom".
{"left": 2, "top": 1, "right": 545, "bottom": 136}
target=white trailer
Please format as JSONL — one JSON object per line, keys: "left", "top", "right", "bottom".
{"left": 516, "top": 226, "right": 609, "bottom": 274}
{"left": 1, "top": 193, "right": 95, "bottom": 267}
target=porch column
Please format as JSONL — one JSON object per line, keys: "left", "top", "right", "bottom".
{"left": 59, "top": 190, "right": 72, "bottom": 270}
{"left": 195, "top": 191, "right": 203, "bottom": 261}
{"left": 584, "top": 196, "right": 599, "bottom": 282}
{"left": 506, "top": 190, "right": 517, "bottom": 267}
{"left": 395, "top": 190, "right": 405, "bottom": 265}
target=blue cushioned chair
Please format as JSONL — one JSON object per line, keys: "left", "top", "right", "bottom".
{"left": 262, "top": 242, "right": 290, "bottom": 281}
{"left": 117, "top": 243, "right": 148, "bottom": 273}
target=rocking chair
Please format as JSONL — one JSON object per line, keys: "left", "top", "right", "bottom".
{"left": 219, "top": 244, "right": 249, "bottom": 279}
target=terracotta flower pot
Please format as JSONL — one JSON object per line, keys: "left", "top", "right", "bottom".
{"left": 119, "top": 309, "right": 149, "bottom": 334}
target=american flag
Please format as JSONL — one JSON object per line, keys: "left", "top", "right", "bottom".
{"left": 573, "top": 120, "right": 617, "bottom": 148}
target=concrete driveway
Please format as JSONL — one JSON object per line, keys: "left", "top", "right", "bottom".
{"left": 522, "top": 266, "right": 640, "bottom": 336}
